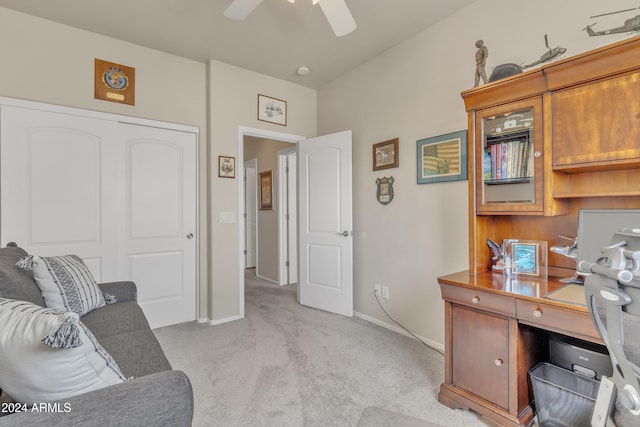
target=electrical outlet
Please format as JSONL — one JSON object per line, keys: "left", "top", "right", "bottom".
{"left": 381, "top": 285, "right": 389, "bottom": 299}
{"left": 374, "top": 284, "right": 382, "bottom": 296}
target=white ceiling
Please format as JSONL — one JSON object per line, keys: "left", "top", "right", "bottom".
{"left": 0, "top": 0, "right": 477, "bottom": 88}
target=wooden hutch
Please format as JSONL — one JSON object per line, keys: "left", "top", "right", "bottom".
{"left": 437, "top": 36, "right": 640, "bottom": 426}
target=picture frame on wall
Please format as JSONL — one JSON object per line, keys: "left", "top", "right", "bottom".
{"left": 416, "top": 130, "right": 467, "bottom": 184}
{"left": 257, "top": 94, "right": 287, "bottom": 126}
{"left": 373, "top": 138, "right": 399, "bottom": 171}
{"left": 94, "top": 58, "right": 135, "bottom": 105}
{"left": 259, "top": 170, "right": 273, "bottom": 210}
{"left": 218, "top": 156, "right": 236, "bottom": 178}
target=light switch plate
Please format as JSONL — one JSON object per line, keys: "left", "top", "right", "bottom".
{"left": 219, "top": 211, "right": 236, "bottom": 223}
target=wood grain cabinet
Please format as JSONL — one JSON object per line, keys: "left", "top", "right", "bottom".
{"left": 439, "top": 36, "right": 640, "bottom": 427}
{"left": 452, "top": 305, "right": 510, "bottom": 409}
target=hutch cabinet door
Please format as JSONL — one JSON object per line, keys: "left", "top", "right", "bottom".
{"left": 452, "top": 305, "right": 510, "bottom": 410}
{"left": 474, "top": 97, "right": 543, "bottom": 215}
{"left": 552, "top": 72, "right": 640, "bottom": 170}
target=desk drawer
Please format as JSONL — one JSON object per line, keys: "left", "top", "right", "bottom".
{"left": 516, "top": 300, "right": 601, "bottom": 341}
{"left": 441, "top": 284, "right": 516, "bottom": 316}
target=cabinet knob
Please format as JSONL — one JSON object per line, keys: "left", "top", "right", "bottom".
{"left": 534, "top": 151, "right": 542, "bottom": 158}
{"left": 471, "top": 296, "right": 480, "bottom": 304}
{"left": 533, "top": 307, "right": 543, "bottom": 318}
{"left": 494, "top": 358, "right": 504, "bottom": 367}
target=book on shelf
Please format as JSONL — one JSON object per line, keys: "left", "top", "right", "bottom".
{"left": 485, "top": 136, "right": 531, "bottom": 182}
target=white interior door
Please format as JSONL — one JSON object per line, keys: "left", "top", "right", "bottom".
{"left": 244, "top": 159, "right": 257, "bottom": 268}
{"left": 278, "top": 149, "right": 298, "bottom": 286}
{"left": 287, "top": 152, "right": 298, "bottom": 284}
{"left": 298, "top": 130, "right": 353, "bottom": 317}
{"left": 0, "top": 105, "right": 120, "bottom": 281}
{"left": 120, "top": 123, "right": 197, "bottom": 329}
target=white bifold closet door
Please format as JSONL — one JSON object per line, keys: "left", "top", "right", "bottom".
{"left": 0, "top": 104, "right": 196, "bottom": 329}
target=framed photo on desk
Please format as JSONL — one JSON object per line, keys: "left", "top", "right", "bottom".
{"left": 503, "top": 239, "right": 548, "bottom": 279}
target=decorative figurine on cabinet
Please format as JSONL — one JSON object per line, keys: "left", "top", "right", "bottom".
{"left": 474, "top": 39, "right": 489, "bottom": 87}
{"left": 522, "top": 35, "right": 566, "bottom": 69}
{"left": 486, "top": 238, "right": 504, "bottom": 271}
{"left": 584, "top": 8, "right": 640, "bottom": 36}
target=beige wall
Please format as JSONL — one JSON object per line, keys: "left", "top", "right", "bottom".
{"left": 208, "top": 59, "right": 316, "bottom": 322}
{"left": 317, "top": 0, "right": 638, "bottom": 348}
{"left": 0, "top": 7, "right": 210, "bottom": 319}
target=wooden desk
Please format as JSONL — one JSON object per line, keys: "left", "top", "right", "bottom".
{"left": 437, "top": 271, "right": 602, "bottom": 427}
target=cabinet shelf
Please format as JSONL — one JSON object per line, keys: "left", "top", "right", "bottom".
{"left": 485, "top": 177, "right": 533, "bottom": 185}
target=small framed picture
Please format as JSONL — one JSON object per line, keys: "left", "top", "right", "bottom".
{"left": 259, "top": 170, "right": 273, "bottom": 210}
{"left": 218, "top": 156, "right": 235, "bottom": 178}
{"left": 503, "top": 239, "right": 548, "bottom": 279}
{"left": 373, "top": 138, "right": 399, "bottom": 171}
{"left": 257, "top": 94, "right": 287, "bottom": 126}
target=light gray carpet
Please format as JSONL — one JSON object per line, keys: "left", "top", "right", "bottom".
{"left": 154, "top": 270, "right": 488, "bottom": 426}
{"left": 358, "top": 407, "right": 443, "bottom": 427}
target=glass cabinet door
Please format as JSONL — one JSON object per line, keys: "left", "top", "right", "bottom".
{"left": 475, "top": 98, "right": 543, "bottom": 214}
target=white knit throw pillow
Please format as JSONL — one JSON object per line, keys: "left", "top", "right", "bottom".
{"left": 0, "top": 298, "right": 124, "bottom": 404}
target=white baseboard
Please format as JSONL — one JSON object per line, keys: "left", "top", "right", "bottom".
{"left": 256, "top": 273, "right": 278, "bottom": 285}
{"left": 200, "top": 314, "right": 244, "bottom": 326}
{"left": 354, "top": 310, "right": 445, "bottom": 354}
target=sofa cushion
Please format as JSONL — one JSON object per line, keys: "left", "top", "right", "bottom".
{"left": 0, "top": 246, "right": 44, "bottom": 307}
{"left": 23, "top": 255, "right": 105, "bottom": 316}
{"left": 81, "top": 301, "right": 172, "bottom": 378}
{"left": 0, "top": 298, "right": 125, "bottom": 404}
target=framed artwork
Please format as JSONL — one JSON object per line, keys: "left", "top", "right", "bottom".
{"left": 416, "top": 130, "right": 467, "bottom": 184}
{"left": 218, "top": 156, "right": 235, "bottom": 178}
{"left": 503, "top": 239, "right": 548, "bottom": 279}
{"left": 373, "top": 138, "right": 399, "bottom": 171}
{"left": 257, "top": 94, "right": 287, "bottom": 126}
{"left": 94, "top": 58, "right": 135, "bottom": 105}
{"left": 259, "top": 170, "right": 273, "bottom": 210}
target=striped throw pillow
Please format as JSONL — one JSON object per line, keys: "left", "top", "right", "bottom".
{"left": 19, "top": 255, "right": 105, "bottom": 316}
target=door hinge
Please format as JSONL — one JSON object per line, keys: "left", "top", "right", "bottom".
{"left": 285, "top": 261, "right": 289, "bottom": 267}
{"left": 244, "top": 250, "right": 247, "bottom": 255}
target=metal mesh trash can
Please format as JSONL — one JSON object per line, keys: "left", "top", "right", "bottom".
{"left": 529, "top": 362, "right": 600, "bottom": 427}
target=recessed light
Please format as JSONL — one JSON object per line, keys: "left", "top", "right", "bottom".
{"left": 297, "top": 66, "right": 310, "bottom": 76}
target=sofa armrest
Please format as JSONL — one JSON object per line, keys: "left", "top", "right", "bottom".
{"left": 98, "top": 281, "right": 137, "bottom": 302}
{"left": 0, "top": 370, "right": 193, "bottom": 427}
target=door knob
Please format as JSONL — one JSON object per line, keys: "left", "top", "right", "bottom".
{"left": 187, "top": 233, "right": 194, "bottom": 239}
{"left": 337, "top": 231, "right": 350, "bottom": 237}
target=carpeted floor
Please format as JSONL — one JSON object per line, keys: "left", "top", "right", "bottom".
{"left": 153, "top": 270, "right": 488, "bottom": 426}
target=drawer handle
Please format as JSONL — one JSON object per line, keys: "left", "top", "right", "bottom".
{"left": 471, "top": 296, "right": 480, "bottom": 304}
{"left": 494, "top": 358, "right": 504, "bottom": 367}
{"left": 533, "top": 308, "right": 543, "bottom": 318}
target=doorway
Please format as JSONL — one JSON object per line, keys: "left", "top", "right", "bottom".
{"left": 237, "top": 127, "right": 305, "bottom": 318}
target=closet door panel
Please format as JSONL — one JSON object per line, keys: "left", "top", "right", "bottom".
{"left": 121, "top": 123, "right": 197, "bottom": 329}
{"left": 0, "top": 105, "right": 119, "bottom": 283}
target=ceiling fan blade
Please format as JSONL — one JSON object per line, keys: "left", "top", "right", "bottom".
{"left": 224, "top": 0, "right": 264, "bottom": 20}
{"left": 318, "top": 0, "right": 357, "bottom": 37}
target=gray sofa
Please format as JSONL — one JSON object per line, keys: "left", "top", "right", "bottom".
{"left": 0, "top": 244, "right": 194, "bottom": 426}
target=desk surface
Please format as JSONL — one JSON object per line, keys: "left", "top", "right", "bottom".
{"left": 437, "top": 270, "right": 590, "bottom": 314}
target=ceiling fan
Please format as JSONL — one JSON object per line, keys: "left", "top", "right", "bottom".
{"left": 224, "top": 0, "right": 357, "bottom": 37}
